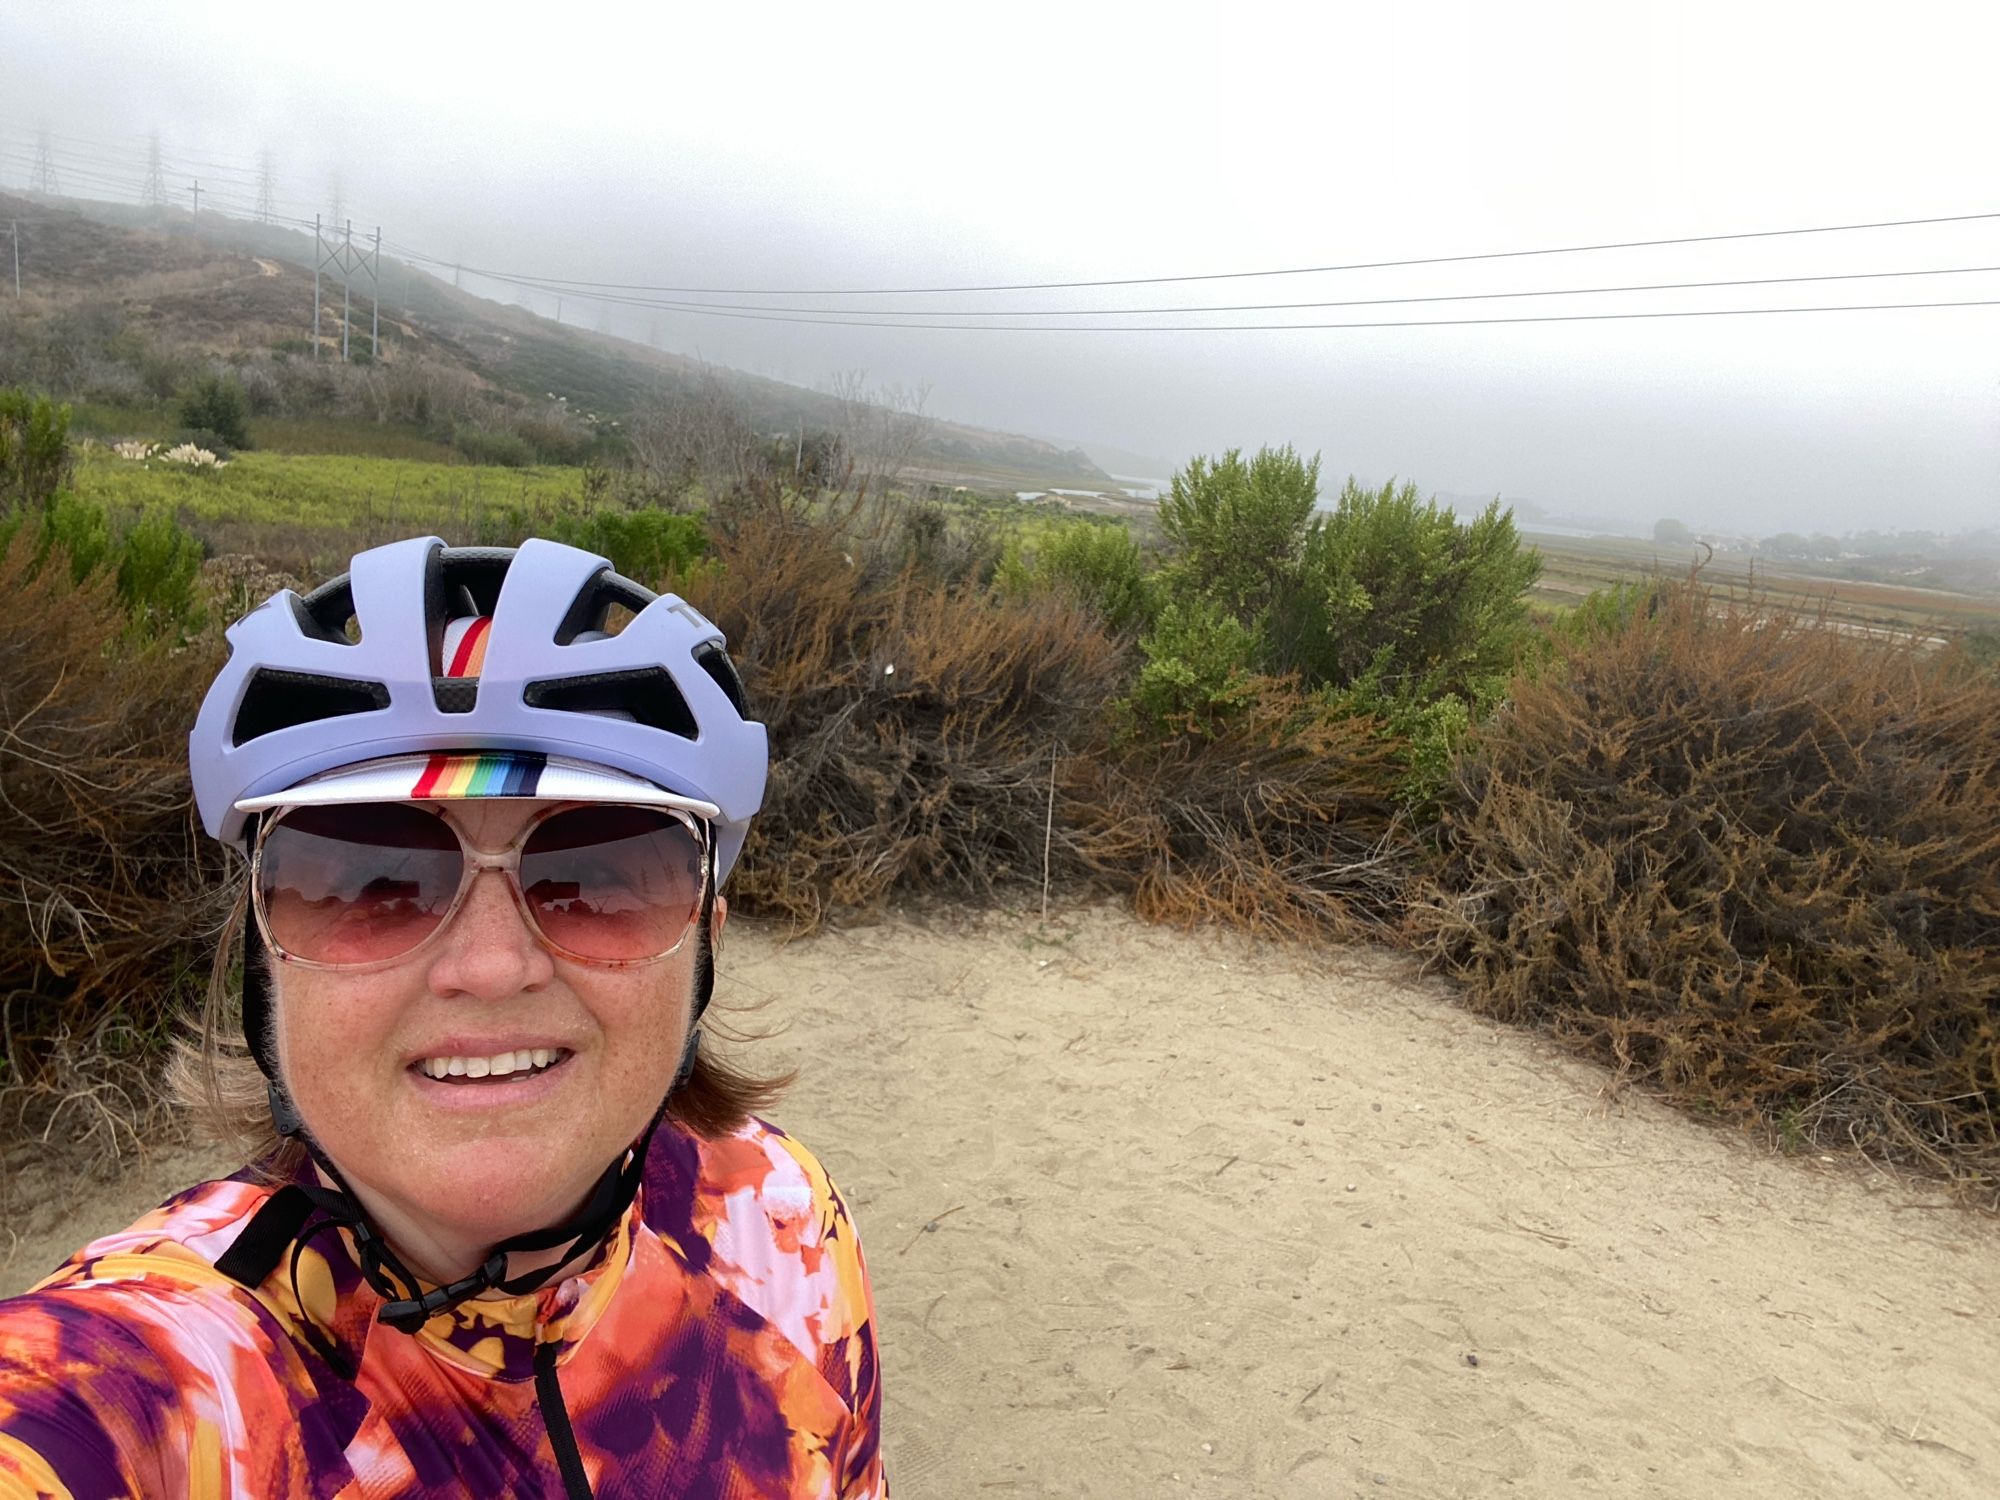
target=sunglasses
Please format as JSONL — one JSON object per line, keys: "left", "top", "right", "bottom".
{"left": 251, "top": 801, "right": 711, "bottom": 971}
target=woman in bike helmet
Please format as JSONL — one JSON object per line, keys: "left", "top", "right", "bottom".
{"left": 0, "top": 536, "right": 885, "bottom": 1498}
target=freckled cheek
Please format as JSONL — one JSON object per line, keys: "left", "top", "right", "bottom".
{"left": 588, "top": 980, "right": 692, "bottom": 1127}
{"left": 273, "top": 978, "right": 409, "bottom": 1130}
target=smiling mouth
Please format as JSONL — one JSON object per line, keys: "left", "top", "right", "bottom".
{"left": 413, "top": 1048, "right": 573, "bottom": 1084}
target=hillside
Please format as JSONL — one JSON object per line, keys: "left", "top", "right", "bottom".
{"left": 0, "top": 190, "right": 1116, "bottom": 489}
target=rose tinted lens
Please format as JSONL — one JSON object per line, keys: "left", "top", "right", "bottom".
{"left": 519, "top": 806, "right": 704, "bottom": 961}
{"left": 258, "top": 804, "right": 463, "bottom": 965}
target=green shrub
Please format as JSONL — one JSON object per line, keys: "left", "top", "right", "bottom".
{"left": 1551, "top": 579, "right": 1656, "bottom": 647}
{"left": 1142, "top": 449, "right": 1541, "bottom": 792}
{"left": 36, "top": 491, "right": 113, "bottom": 582}
{"left": 1959, "top": 624, "right": 2000, "bottom": 671}
{"left": 1323, "top": 678, "right": 1474, "bottom": 809}
{"left": 177, "top": 375, "right": 252, "bottom": 451}
{"left": 0, "top": 387, "right": 75, "bottom": 512}
{"left": 1157, "top": 445, "right": 1319, "bottom": 621}
{"left": 1131, "top": 596, "right": 1262, "bottom": 735}
{"left": 997, "top": 519, "right": 1153, "bottom": 635}
{"left": 1148, "top": 452, "right": 1541, "bottom": 711}
{"left": 18, "top": 493, "right": 206, "bottom": 640}
{"left": 1270, "top": 479, "right": 1541, "bottom": 705}
{"left": 116, "top": 505, "right": 207, "bottom": 636}
{"left": 452, "top": 425, "right": 535, "bottom": 468}
{"left": 547, "top": 508, "right": 711, "bottom": 588}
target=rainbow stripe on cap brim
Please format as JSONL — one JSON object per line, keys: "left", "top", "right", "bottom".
{"left": 410, "top": 751, "right": 548, "bottom": 799}
{"left": 233, "top": 751, "right": 721, "bottom": 819}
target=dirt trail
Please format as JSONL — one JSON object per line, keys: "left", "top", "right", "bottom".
{"left": 6, "top": 906, "right": 1995, "bottom": 1498}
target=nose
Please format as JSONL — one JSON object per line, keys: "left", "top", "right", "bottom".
{"left": 425, "top": 867, "right": 555, "bottom": 1000}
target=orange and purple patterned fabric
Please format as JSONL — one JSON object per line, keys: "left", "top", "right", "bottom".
{"left": 0, "top": 1117, "right": 884, "bottom": 1498}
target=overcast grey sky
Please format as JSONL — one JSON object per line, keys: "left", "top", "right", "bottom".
{"left": 4, "top": 0, "right": 1995, "bottom": 534}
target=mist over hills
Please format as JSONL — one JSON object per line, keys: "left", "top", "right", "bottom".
{"left": 0, "top": 190, "right": 1117, "bottom": 489}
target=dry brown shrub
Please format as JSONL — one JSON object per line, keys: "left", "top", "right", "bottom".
{"left": 1413, "top": 579, "right": 2000, "bottom": 1195}
{"left": 682, "top": 503, "right": 1127, "bottom": 924}
{"left": 0, "top": 530, "right": 230, "bottom": 1170}
{"left": 1066, "top": 681, "right": 1422, "bottom": 942}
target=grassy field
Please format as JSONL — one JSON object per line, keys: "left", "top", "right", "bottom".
{"left": 74, "top": 446, "right": 591, "bottom": 563}
{"left": 1527, "top": 530, "right": 2000, "bottom": 644}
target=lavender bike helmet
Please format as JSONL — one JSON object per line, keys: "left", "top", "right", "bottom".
{"left": 191, "top": 534, "right": 765, "bottom": 879}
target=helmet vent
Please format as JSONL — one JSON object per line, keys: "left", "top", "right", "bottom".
{"left": 524, "top": 668, "right": 698, "bottom": 739}
{"left": 692, "top": 643, "right": 749, "bottom": 718}
{"left": 290, "top": 583, "right": 360, "bottom": 645}
{"left": 554, "top": 569, "right": 658, "bottom": 646}
{"left": 232, "top": 669, "right": 391, "bottom": 746}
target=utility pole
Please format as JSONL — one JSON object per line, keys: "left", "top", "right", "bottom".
{"left": 190, "top": 179, "right": 200, "bottom": 218}
{"left": 555, "top": 295, "right": 563, "bottom": 324}
{"left": 370, "top": 227, "right": 381, "bottom": 361}
{"left": 341, "top": 220, "right": 353, "bottom": 363}
{"left": 313, "top": 214, "right": 323, "bottom": 359}
{"left": 11, "top": 221, "right": 20, "bottom": 298}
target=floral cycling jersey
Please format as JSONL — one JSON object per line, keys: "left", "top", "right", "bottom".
{"left": 0, "top": 1116, "right": 884, "bottom": 1499}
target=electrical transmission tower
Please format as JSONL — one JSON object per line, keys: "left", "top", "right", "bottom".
{"left": 31, "top": 130, "right": 58, "bottom": 195}
{"left": 142, "top": 133, "right": 167, "bottom": 206}
{"left": 312, "top": 217, "right": 383, "bottom": 363}
{"left": 256, "top": 150, "right": 275, "bottom": 223}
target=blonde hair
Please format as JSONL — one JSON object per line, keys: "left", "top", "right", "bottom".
{"left": 169, "top": 878, "right": 794, "bottom": 1179}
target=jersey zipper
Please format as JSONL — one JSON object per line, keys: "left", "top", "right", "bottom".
{"left": 534, "top": 1339, "right": 594, "bottom": 1499}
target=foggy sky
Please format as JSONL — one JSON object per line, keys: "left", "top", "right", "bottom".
{"left": 3, "top": 0, "right": 1995, "bottom": 535}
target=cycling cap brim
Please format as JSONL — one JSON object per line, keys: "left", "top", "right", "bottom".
{"left": 233, "top": 750, "right": 722, "bottom": 821}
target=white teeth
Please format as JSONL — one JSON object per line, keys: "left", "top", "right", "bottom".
{"left": 420, "top": 1049, "right": 563, "bottom": 1080}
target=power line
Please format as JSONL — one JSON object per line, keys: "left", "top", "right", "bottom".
{"left": 392, "top": 294, "right": 2000, "bottom": 334}
{"left": 9, "top": 143, "right": 1997, "bottom": 336}
{"left": 424, "top": 209, "right": 2000, "bottom": 297}
{"left": 442, "top": 260, "right": 2000, "bottom": 320}
{"left": 3, "top": 132, "right": 362, "bottom": 224}
{"left": 0, "top": 148, "right": 323, "bottom": 231}
{"left": 2, "top": 121, "right": 270, "bottom": 186}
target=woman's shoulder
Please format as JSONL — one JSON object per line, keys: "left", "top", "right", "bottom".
{"left": 645, "top": 1116, "right": 878, "bottom": 1373}
{"left": 0, "top": 1171, "right": 332, "bottom": 1497}
{"left": 1, "top": 1170, "right": 305, "bottom": 1373}
{"left": 24, "top": 1170, "right": 283, "bottom": 1295}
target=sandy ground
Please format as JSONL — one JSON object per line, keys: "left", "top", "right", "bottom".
{"left": 4, "top": 904, "right": 1995, "bottom": 1498}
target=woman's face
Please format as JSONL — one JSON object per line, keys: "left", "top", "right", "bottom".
{"left": 271, "top": 798, "right": 718, "bottom": 1269}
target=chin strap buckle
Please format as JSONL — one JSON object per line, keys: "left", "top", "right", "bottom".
{"left": 378, "top": 1251, "right": 511, "bottom": 1333}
